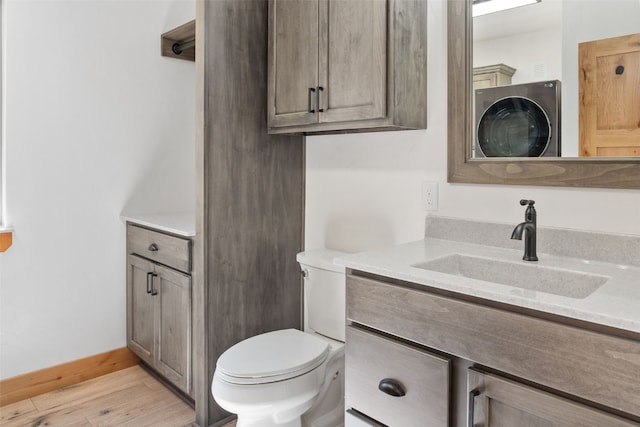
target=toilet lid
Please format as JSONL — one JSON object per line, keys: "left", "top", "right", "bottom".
{"left": 216, "top": 329, "right": 329, "bottom": 385}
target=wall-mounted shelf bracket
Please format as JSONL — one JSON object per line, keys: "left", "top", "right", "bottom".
{"left": 161, "top": 20, "right": 196, "bottom": 62}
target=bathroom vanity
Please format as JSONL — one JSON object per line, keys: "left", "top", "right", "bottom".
{"left": 339, "top": 217, "right": 640, "bottom": 426}
{"left": 122, "top": 213, "right": 195, "bottom": 398}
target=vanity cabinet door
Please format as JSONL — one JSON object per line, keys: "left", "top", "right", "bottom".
{"left": 468, "top": 369, "right": 640, "bottom": 427}
{"left": 155, "top": 263, "right": 192, "bottom": 394}
{"left": 346, "top": 326, "right": 450, "bottom": 427}
{"left": 127, "top": 251, "right": 192, "bottom": 396}
{"left": 127, "top": 255, "right": 156, "bottom": 366}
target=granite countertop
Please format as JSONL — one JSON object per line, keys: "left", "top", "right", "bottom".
{"left": 336, "top": 237, "right": 640, "bottom": 334}
{"left": 120, "top": 212, "right": 195, "bottom": 237}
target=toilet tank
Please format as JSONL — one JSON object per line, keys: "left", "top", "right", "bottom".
{"left": 297, "top": 250, "right": 346, "bottom": 342}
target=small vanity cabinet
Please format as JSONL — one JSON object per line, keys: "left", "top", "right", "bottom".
{"left": 126, "top": 224, "right": 192, "bottom": 396}
{"left": 267, "top": 0, "right": 427, "bottom": 134}
{"left": 346, "top": 272, "right": 640, "bottom": 427}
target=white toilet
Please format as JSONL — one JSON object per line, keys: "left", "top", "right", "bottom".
{"left": 211, "top": 249, "right": 347, "bottom": 427}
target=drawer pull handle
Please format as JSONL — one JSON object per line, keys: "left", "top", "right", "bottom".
{"left": 378, "top": 378, "right": 405, "bottom": 397}
{"left": 146, "top": 272, "right": 154, "bottom": 294}
{"left": 308, "top": 87, "right": 316, "bottom": 113}
{"left": 468, "top": 388, "right": 480, "bottom": 427}
{"left": 148, "top": 243, "right": 159, "bottom": 252}
{"left": 317, "top": 86, "right": 324, "bottom": 112}
{"left": 147, "top": 272, "right": 158, "bottom": 296}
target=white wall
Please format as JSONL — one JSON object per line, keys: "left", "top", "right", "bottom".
{"left": 474, "top": 26, "right": 562, "bottom": 85}
{"left": 305, "top": 0, "right": 640, "bottom": 254}
{"left": 0, "top": 0, "right": 195, "bottom": 379}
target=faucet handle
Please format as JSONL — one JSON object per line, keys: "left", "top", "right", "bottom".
{"left": 520, "top": 199, "right": 535, "bottom": 206}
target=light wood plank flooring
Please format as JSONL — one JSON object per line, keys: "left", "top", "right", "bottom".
{"left": 0, "top": 365, "right": 207, "bottom": 427}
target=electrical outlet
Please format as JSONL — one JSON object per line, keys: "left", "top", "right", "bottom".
{"left": 422, "top": 182, "right": 438, "bottom": 211}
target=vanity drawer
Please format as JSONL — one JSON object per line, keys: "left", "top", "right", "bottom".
{"left": 127, "top": 224, "right": 191, "bottom": 273}
{"left": 345, "top": 326, "right": 450, "bottom": 427}
{"left": 347, "top": 273, "right": 640, "bottom": 418}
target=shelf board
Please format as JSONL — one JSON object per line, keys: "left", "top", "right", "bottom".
{"left": 161, "top": 20, "right": 196, "bottom": 62}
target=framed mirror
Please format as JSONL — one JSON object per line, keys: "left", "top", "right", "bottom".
{"left": 447, "top": 0, "right": 640, "bottom": 189}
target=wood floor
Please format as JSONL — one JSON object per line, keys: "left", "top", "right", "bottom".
{"left": 0, "top": 365, "right": 202, "bottom": 427}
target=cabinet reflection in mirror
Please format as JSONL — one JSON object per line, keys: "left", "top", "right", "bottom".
{"left": 447, "top": 0, "right": 640, "bottom": 189}
{"left": 471, "top": 0, "right": 640, "bottom": 159}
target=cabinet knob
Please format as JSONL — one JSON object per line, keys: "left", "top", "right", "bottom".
{"left": 148, "top": 243, "right": 159, "bottom": 252}
{"left": 378, "top": 378, "right": 406, "bottom": 397}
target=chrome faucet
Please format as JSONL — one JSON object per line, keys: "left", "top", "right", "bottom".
{"left": 511, "top": 199, "right": 538, "bottom": 261}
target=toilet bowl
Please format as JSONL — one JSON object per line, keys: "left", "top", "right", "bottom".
{"left": 211, "top": 250, "right": 346, "bottom": 427}
{"left": 212, "top": 329, "right": 344, "bottom": 427}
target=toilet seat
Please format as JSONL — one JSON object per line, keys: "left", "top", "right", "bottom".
{"left": 216, "top": 329, "right": 330, "bottom": 385}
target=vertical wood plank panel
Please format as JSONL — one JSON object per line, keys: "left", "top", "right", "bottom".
{"left": 194, "top": 0, "right": 305, "bottom": 424}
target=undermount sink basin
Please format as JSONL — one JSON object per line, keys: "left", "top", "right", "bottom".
{"left": 413, "top": 254, "right": 608, "bottom": 299}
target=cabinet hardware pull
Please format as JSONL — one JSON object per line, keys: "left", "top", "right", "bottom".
{"left": 150, "top": 272, "right": 158, "bottom": 296}
{"left": 146, "top": 272, "right": 154, "bottom": 294}
{"left": 308, "top": 87, "right": 316, "bottom": 113}
{"left": 468, "top": 389, "right": 480, "bottom": 427}
{"left": 148, "top": 243, "right": 159, "bottom": 252}
{"left": 378, "top": 378, "right": 405, "bottom": 397}
{"left": 147, "top": 272, "right": 158, "bottom": 296}
{"left": 317, "top": 86, "right": 324, "bottom": 112}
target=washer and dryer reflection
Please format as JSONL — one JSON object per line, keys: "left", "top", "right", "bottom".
{"left": 474, "top": 80, "right": 561, "bottom": 158}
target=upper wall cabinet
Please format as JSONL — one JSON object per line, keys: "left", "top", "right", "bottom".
{"left": 267, "top": 0, "right": 427, "bottom": 134}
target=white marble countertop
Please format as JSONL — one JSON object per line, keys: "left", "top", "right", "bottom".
{"left": 336, "top": 238, "right": 640, "bottom": 334}
{"left": 121, "top": 212, "right": 195, "bottom": 237}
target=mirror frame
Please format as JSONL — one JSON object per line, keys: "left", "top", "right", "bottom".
{"left": 447, "top": 0, "right": 640, "bottom": 189}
